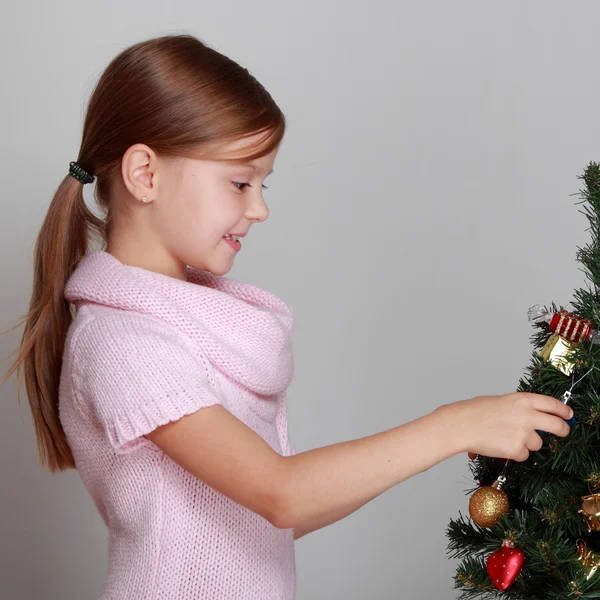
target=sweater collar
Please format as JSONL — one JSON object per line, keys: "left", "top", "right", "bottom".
{"left": 64, "top": 250, "right": 294, "bottom": 395}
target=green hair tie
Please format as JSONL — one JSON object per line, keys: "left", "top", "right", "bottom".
{"left": 69, "top": 161, "right": 95, "bottom": 185}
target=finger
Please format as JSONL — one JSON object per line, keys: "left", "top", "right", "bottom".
{"left": 513, "top": 445, "right": 530, "bottom": 462}
{"left": 525, "top": 431, "right": 544, "bottom": 452}
{"left": 534, "top": 413, "right": 571, "bottom": 438}
{"left": 529, "top": 394, "right": 573, "bottom": 420}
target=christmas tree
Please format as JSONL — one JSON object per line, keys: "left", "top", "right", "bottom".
{"left": 446, "top": 162, "right": 600, "bottom": 599}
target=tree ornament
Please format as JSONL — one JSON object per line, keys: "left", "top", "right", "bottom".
{"left": 469, "top": 475, "right": 509, "bottom": 528}
{"left": 579, "top": 493, "right": 600, "bottom": 532}
{"left": 576, "top": 539, "right": 600, "bottom": 580}
{"left": 486, "top": 539, "right": 525, "bottom": 590}
{"left": 534, "top": 365, "right": 597, "bottom": 436}
{"left": 536, "top": 389, "right": 576, "bottom": 436}
{"left": 528, "top": 305, "right": 598, "bottom": 375}
{"left": 541, "top": 333, "right": 576, "bottom": 375}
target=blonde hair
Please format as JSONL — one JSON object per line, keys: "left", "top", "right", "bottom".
{"left": 1, "top": 33, "right": 286, "bottom": 472}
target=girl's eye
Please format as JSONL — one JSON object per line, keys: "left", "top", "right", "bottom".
{"left": 232, "top": 181, "right": 269, "bottom": 191}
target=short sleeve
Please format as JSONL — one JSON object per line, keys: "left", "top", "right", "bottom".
{"left": 71, "top": 313, "right": 222, "bottom": 454}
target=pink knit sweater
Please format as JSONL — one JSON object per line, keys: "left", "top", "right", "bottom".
{"left": 59, "top": 250, "right": 297, "bottom": 599}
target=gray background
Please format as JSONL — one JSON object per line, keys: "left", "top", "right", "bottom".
{"left": 2, "top": 0, "right": 599, "bottom": 598}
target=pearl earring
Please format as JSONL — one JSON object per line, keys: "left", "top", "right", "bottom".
{"left": 140, "top": 196, "right": 150, "bottom": 203}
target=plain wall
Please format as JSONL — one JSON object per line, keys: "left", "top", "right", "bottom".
{"left": 2, "top": 1, "right": 600, "bottom": 598}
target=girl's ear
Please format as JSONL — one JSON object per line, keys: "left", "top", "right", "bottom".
{"left": 121, "top": 143, "right": 158, "bottom": 201}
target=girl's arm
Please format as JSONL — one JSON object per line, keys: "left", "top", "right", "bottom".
{"left": 144, "top": 394, "right": 572, "bottom": 536}
{"left": 144, "top": 402, "right": 464, "bottom": 534}
{"left": 283, "top": 404, "right": 464, "bottom": 536}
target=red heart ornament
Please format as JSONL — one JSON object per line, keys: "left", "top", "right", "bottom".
{"left": 486, "top": 540, "right": 525, "bottom": 591}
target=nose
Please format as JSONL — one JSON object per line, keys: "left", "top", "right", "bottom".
{"left": 245, "top": 190, "right": 269, "bottom": 223}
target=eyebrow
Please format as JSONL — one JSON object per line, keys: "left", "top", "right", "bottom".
{"left": 230, "top": 162, "right": 273, "bottom": 176}
{"left": 250, "top": 164, "right": 274, "bottom": 176}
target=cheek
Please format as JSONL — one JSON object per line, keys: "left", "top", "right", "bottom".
{"left": 153, "top": 192, "right": 230, "bottom": 251}
{"left": 154, "top": 196, "right": 205, "bottom": 248}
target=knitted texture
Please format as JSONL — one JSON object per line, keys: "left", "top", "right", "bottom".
{"left": 59, "top": 250, "right": 297, "bottom": 599}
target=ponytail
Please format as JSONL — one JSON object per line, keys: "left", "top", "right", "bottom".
{"left": 1, "top": 172, "right": 104, "bottom": 471}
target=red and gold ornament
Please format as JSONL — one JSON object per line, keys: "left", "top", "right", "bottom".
{"left": 487, "top": 539, "right": 525, "bottom": 590}
{"left": 528, "top": 305, "right": 599, "bottom": 375}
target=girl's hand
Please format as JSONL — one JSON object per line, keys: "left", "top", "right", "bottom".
{"left": 450, "top": 392, "right": 573, "bottom": 462}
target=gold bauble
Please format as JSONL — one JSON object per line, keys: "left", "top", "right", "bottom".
{"left": 469, "top": 476, "right": 509, "bottom": 528}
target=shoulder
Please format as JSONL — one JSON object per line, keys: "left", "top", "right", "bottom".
{"left": 67, "top": 305, "right": 205, "bottom": 383}
{"left": 69, "top": 305, "right": 191, "bottom": 352}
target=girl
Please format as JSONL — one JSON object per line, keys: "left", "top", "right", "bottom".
{"left": 2, "top": 34, "right": 573, "bottom": 599}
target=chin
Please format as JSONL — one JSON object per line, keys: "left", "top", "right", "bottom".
{"left": 205, "top": 260, "right": 234, "bottom": 277}
{"left": 183, "top": 253, "right": 229, "bottom": 277}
